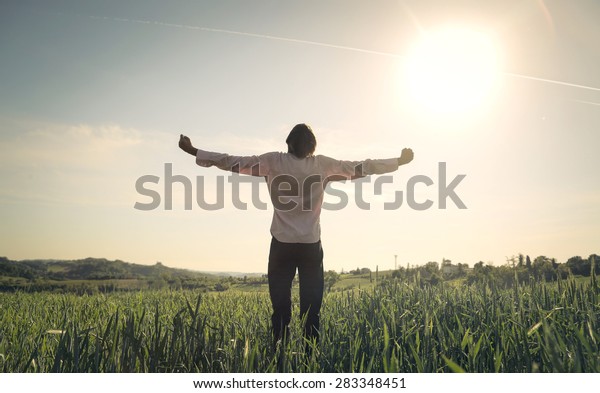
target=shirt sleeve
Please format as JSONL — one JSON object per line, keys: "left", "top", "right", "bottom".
{"left": 318, "top": 155, "right": 399, "bottom": 178}
{"left": 196, "top": 149, "right": 271, "bottom": 176}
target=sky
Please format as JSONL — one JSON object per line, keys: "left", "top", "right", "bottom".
{"left": 1, "top": 0, "right": 599, "bottom": 273}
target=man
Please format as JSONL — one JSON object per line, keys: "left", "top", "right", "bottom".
{"left": 179, "top": 123, "right": 414, "bottom": 347}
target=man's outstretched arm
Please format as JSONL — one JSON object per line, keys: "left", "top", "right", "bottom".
{"left": 325, "top": 147, "right": 415, "bottom": 183}
{"left": 178, "top": 134, "right": 264, "bottom": 176}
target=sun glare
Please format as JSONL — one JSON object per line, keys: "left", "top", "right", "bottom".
{"left": 404, "top": 27, "right": 500, "bottom": 116}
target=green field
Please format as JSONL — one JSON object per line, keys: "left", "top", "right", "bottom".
{"left": 1, "top": 274, "right": 598, "bottom": 373}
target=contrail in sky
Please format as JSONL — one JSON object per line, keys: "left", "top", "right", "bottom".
{"left": 572, "top": 99, "right": 600, "bottom": 107}
{"left": 89, "top": 15, "right": 401, "bottom": 58}
{"left": 503, "top": 73, "right": 600, "bottom": 92}
{"left": 90, "top": 14, "right": 600, "bottom": 93}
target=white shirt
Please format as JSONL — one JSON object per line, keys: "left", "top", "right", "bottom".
{"left": 196, "top": 149, "right": 399, "bottom": 243}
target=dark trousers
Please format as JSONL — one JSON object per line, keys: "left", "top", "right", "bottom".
{"left": 268, "top": 237, "right": 324, "bottom": 345}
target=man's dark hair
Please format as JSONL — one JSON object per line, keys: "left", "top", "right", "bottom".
{"left": 286, "top": 123, "right": 317, "bottom": 158}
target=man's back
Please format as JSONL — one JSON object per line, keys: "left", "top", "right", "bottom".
{"left": 196, "top": 149, "right": 400, "bottom": 243}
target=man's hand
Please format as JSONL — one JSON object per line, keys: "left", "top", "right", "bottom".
{"left": 398, "top": 148, "right": 414, "bottom": 166}
{"left": 179, "top": 134, "right": 198, "bottom": 156}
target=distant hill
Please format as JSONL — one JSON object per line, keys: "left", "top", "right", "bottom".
{"left": 197, "top": 271, "right": 265, "bottom": 278}
{"left": 0, "top": 256, "right": 211, "bottom": 281}
{"left": 0, "top": 256, "right": 258, "bottom": 293}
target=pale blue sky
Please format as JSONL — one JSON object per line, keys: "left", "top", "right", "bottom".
{"left": 1, "top": 0, "right": 599, "bottom": 273}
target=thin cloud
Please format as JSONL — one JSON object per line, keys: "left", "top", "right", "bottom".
{"left": 67, "top": 124, "right": 143, "bottom": 148}
{"left": 0, "top": 122, "right": 143, "bottom": 169}
{"left": 0, "top": 120, "right": 156, "bottom": 208}
{"left": 0, "top": 120, "right": 144, "bottom": 177}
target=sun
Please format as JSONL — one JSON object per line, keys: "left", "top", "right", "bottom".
{"left": 404, "top": 27, "right": 500, "bottom": 115}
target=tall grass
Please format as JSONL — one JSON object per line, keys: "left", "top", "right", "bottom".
{"left": 0, "top": 276, "right": 598, "bottom": 372}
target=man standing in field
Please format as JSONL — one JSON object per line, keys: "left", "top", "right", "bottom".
{"left": 179, "top": 124, "right": 414, "bottom": 348}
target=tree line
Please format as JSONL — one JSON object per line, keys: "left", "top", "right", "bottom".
{"left": 387, "top": 254, "right": 599, "bottom": 287}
